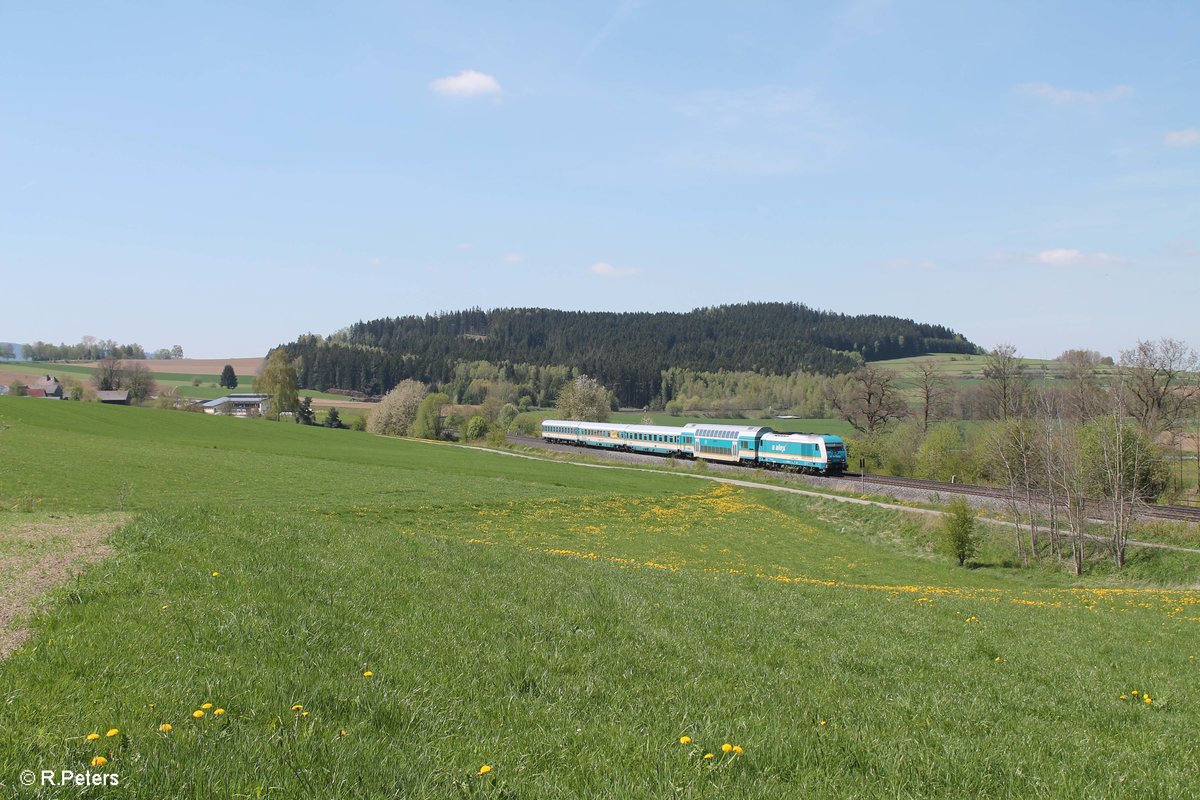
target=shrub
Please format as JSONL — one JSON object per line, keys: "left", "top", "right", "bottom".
{"left": 942, "top": 498, "right": 977, "bottom": 567}
{"left": 463, "top": 415, "right": 490, "bottom": 441}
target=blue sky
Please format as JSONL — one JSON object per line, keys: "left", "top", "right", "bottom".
{"left": 2, "top": 1, "right": 1197, "bottom": 359}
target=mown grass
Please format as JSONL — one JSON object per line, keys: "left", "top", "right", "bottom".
{"left": 0, "top": 399, "right": 1198, "bottom": 798}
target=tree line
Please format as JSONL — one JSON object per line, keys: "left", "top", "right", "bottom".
{"left": 23, "top": 337, "right": 184, "bottom": 362}
{"left": 279, "top": 303, "right": 977, "bottom": 406}
{"left": 834, "top": 339, "right": 1198, "bottom": 573}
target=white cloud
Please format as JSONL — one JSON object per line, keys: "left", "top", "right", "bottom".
{"left": 1036, "top": 248, "right": 1120, "bottom": 266}
{"left": 591, "top": 262, "right": 639, "bottom": 278}
{"left": 502, "top": 253, "right": 525, "bottom": 264}
{"left": 455, "top": 242, "right": 473, "bottom": 252}
{"left": 1164, "top": 129, "right": 1200, "bottom": 147}
{"left": 1015, "top": 82, "right": 1132, "bottom": 105}
{"left": 430, "top": 70, "right": 502, "bottom": 97}
{"left": 1037, "top": 248, "right": 1083, "bottom": 265}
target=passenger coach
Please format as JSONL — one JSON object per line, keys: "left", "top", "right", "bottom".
{"left": 541, "top": 419, "right": 847, "bottom": 475}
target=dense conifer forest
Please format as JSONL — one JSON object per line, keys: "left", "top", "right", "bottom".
{"left": 280, "top": 303, "right": 977, "bottom": 407}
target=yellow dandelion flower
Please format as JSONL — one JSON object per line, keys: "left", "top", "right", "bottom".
{"left": 91, "top": 756, "right": 108, "bottom": 767}
{"left": 479, "top": 764, "right": 492, "bottom": 776}
{"left": 703, "top": 753, "right": 715, "bottom": 761}
{"left": 1144, "top": 695, "right": 1153, "bottom": 704}
{"left": 159, "top": 723, "right": 173, "bottom": 733}
{"left": 214, "top": 708, "right": 225, "bottom": 716}
{"left": 201, "top": 703, "right": 213, "bottom": 710}
{"left": 86, "top": 733, "right": 100, "bottom": 741}
{"left": 106, "top": 729, "right": 119, "bottom": 738}
{"left": 340, "top": 729, "right": 348, "bottom": 738}
{"left": 211, "top": 571, "right": 220, "bottom": 577}
{"left": 733, "top": 745, "right": 744, "bottom": 755}
{"left": 721, "top": 743, "right": 732, "bottom": 753}
{"left": 147, "top": 703, "right": 155, "bottom": 709}
{"left": 820, "top": 720, "right": 827, "bottom": 726}
{"left": 679, "top": 736, "right": 692, "bottom": 745}
{"left": 1131, "top": 690, "right": 1139, "bottom": 695}
{"left": 161, "top": 604, "right": 169, "bottom": 610}
{"left": 192, "top": 710, "right": 205, "bottom": 718}
{"left": 363, "top": 671, "right": 373, "bottom": 678}
{"left": 301, "top": 711, "right": 310, "bottom": 717}
{"left": 1119, "top": 695, "right": 1128, "bottom": 701}
{"left": 291, "top": 704, "right": 304, "bottom": 711}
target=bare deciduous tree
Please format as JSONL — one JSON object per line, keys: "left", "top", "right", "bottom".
{"left": 982, "top": 344, "right": 1030, "bottom": 420}
{"left": 1118, "top": 338, "right": 1199, "bottom": 434}
{"left": 1057, "top": 349, "right": 1104, "bottom": 421}
{"left": 93, "top": 356, "right": 124, "bottom": 391}
{"left": 912, "top": 357, "right": 949, "bottom": 432}
{"left": 827, "top": 365, "right": 909, "bottom": 434}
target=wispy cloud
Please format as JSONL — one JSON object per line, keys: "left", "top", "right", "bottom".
{"left": 988, "top": 249, "right": 1122, "bottom": 267}
{"left": 580, "top": 0, "right": 640, "bottom": 63}
{"left": 430, "top": 70, "right": 502, "bottom": 97}
{"left": 591, "top": 262, "right": 639, "bottom": 278}
{"left": 1036, "top": 248, "right": 1119, "bottom": 266}
{"left": 1015, "top": 82, "right": 1131, "bottom": 105}
{"left": 502, "top": 253, "right": 525, "bottom": 264}
{"left": 1164, "top": 129, "right": 1200, "bottom": 147}
{"left": 455, "top": 242, "right": 473, "bottom": 252}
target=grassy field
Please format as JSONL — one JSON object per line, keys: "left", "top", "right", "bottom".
{"left": 0, "top": 360, "right": 357, "bottom": 404}
{"left": 1, "top": 399, "right": 1198, "bottom": 798}
{"left": 869, "top": 352, "right": 1120, "bottom": 390}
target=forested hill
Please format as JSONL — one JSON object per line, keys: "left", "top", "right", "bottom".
{"left": 281, "top": 303, "right": 977, "bottom": 406}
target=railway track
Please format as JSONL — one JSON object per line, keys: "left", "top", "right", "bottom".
{"left": 510, "top": 435, "right": 1200, "bottom": 525}
{"left": 847, "top": 473, "right": 1200, "bottom": 525}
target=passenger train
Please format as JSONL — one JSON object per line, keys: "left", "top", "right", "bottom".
{"left": 541, "top": 419, "right": 848, "bottom": 475}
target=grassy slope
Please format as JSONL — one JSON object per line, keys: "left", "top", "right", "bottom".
{"left": 0, "top": 400, "right": 1198, "bottom": 798}
{"left": 0, "top": 361, "right": 356, "bottom": 403}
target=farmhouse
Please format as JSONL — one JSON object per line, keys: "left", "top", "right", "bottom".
{"left": 28, "top": 375, "right": 64, "bottom": 398}
{"left": 203, "top": 394, "right": 269, "bottom": 417}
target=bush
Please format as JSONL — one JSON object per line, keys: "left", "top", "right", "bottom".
{"left": 366, "top": 380, "right": 427, "bottom": 436}
{"left": 942, "top": 498, "right": 977, "bottom": 567}
{"left": 463, "top": 415, "right": 490, "bottom": 441}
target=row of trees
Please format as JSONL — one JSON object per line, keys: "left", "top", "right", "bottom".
{"left": 23, "top": 337, "right": 184, "bottom": 362}
{"left": 839, "top": 339, "right": 1197, "bottom": 573}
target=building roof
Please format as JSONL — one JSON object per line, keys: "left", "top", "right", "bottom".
{"left": 202, "top": 394, "right": 268, "bottom": 408}
{"left": 96, "top": 390, "right": 130, "bottom": 402}
{"left": 29, "top": 375, "right": 62, "bottom": 395}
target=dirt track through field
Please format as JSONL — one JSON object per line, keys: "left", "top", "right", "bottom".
{"left": 0, "top": 514, "right": 127, "bottom": 659}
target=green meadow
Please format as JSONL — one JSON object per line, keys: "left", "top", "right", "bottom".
{"left": 1, "top": 399, "right": 1198, "bottom": 798}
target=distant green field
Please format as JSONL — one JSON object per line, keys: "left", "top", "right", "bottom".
{"left": 1, "top": 400, "right": 1198, "bottom": 798}
{"left": 0, "top": 361, "right": 351, "bottom": 402}
{"left": 869, "top": 352, "right": 1120, "bottom": 389}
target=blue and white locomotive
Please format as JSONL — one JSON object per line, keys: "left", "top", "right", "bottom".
{"left": 541, "top": 419, "right": 848, "bottom": 475}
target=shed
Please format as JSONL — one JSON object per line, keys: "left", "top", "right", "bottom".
{"left": 96, "top": 390, "right": 131, "bottom": 405}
